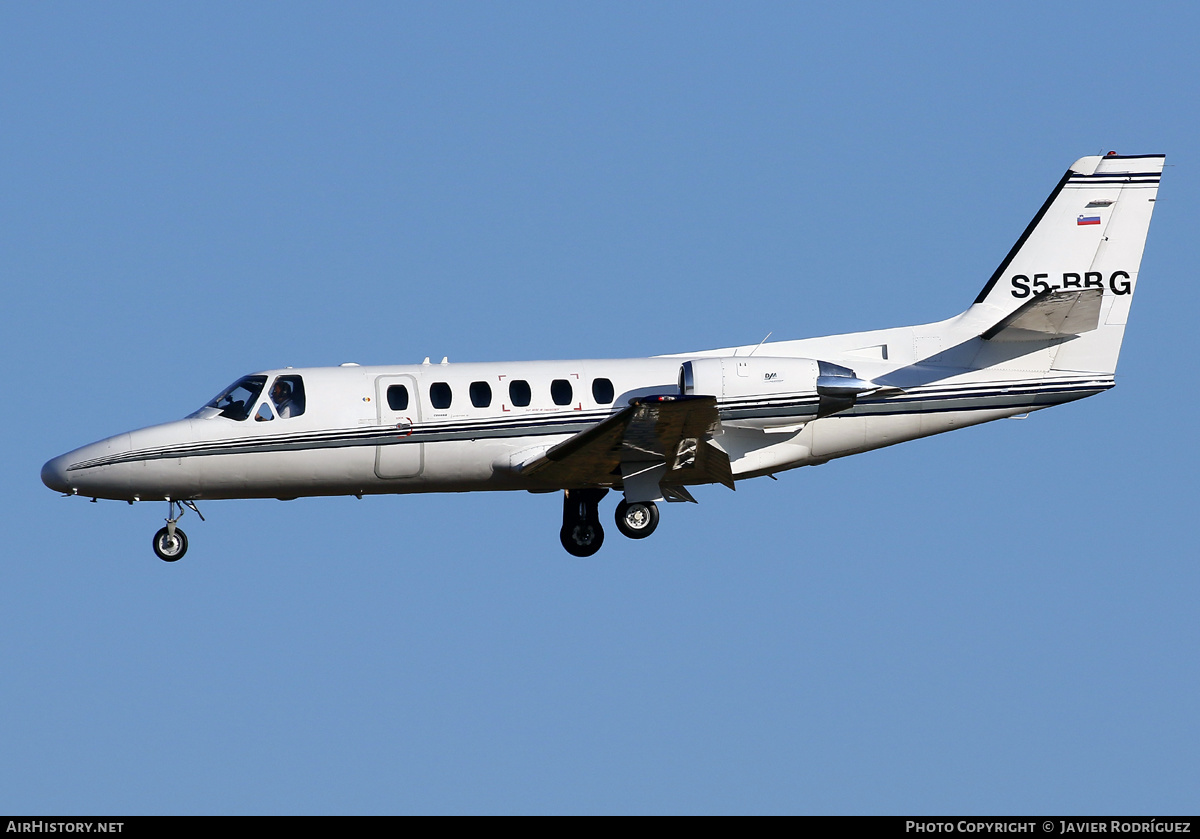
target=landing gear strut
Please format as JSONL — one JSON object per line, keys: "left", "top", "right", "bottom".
{"left": 152, "top": 499, "right": 203, "bottom": 562}
{"left": 615, "top": 499, "right": 659, "bottom": 539}
{"left": 559, "top": 488, "right": 608, "bottom": 557}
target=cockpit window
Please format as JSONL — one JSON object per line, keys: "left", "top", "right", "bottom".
{"left": 203, "top": 376, "right": 268, "bottom": 421}
{"left": 269, "top": 375, "right": 305, "bottom": 418}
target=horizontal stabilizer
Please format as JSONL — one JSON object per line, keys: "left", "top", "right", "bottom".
{"left": 981, "top": 288, "right": 1103, "bottom": 343}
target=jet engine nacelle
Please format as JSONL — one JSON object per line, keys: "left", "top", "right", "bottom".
{"left": 679, "top": 357, "right": 877, "bottom": 418}
{"left": 679, "top": 357, "right": 819, "bottom": 399}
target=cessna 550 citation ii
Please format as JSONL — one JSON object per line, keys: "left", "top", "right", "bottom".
{"left": 42, "top": 152, "right": 1163, "bottom": 560}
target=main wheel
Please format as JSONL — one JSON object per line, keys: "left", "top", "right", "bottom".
{"left": 152, "top": 526, "right": 188, "bottom": 562}
{"left": 560, "top": 521, "right": 604, "bottom": 557}
{"left": 614, "top": 500, "right": 659, "bottom": 539}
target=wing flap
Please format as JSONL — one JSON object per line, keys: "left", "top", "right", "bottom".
{"left": 521, "top": 396, "right": 733, "bottom": 490}
{"left": 520, "top": 404, "right": 633, "bottom": 485}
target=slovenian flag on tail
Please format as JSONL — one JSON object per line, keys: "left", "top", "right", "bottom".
{"left": 1077, "top": 214, "right": 1101, "bottom": 226}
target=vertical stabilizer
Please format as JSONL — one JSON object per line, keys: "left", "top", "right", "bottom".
{"left": 969, "top": 153, "right": 1163, "bottom": 375}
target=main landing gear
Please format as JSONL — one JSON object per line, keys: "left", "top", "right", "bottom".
{"left": 614, "top": 499, "right": 659, "bottom": 539}
{"left": 559, "top": 490, "right": 661, "bottom": 556}
{"left": 152, "top": 499, "right": 204, "bottom": 562}
{"left": 560, "top": 488, "right": 608, "bottom": 557}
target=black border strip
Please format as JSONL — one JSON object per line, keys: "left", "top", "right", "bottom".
{"left": 973, "top": 169, "right": 1074, "bottom": 305}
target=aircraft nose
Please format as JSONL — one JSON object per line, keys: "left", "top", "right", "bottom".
{"left": 41, "top": 454, "right": 72, "bottom": 494}
{"left": 41, "top": 432, "right": 134, "bottom": 500}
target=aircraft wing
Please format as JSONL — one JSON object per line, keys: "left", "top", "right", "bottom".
{"left": 521, "top": 395, "right": 734, "bottom": 491}
{"left": 982, "top": 288, "right": 1103, "bottom": 342}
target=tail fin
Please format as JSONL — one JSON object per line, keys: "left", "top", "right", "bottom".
{"left": 969, "top": 153, "right": 1163, "bottom": 374}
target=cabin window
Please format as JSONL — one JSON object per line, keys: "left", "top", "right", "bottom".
{"left": 430, "top": 382, "right": 453, "bottom": 410}
{"left": 255, "top": 403, "right": 275, "bottom": 422}
{"left": 204, "top": 376, "right": 268, "bottom": 422}
{"left": 470, "top": 381, "right": 492, "bottom": 408}
{"left": 387, "top": 384, "right": 409, "bottom": 411}
{"left": 270, "top": 375, "right": 306, "bottom": 419}
{"left": 592, "top": 378, "right": 614, "bottom": 404}
{"left": 509, "top": 379, "right": 531, "bottom": 407}
{"left": 551, "top": 379, "right": 573, "bottom": 406}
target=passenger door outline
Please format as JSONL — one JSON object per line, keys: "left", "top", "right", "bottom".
{"left": 374, "top": 375, "right": 423, "bottom": 479}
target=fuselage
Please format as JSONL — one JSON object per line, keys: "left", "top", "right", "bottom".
{"left": 41, "top": 329, "right": 1112, "bottom": 505}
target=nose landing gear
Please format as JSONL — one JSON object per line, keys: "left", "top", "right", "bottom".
{"left": 559, "top": 488, "right": 608, "bottom": 557}
{"left": 152, "top": 499, "right": 203, "bottom": 562}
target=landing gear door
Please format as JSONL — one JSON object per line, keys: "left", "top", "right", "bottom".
{"left": 374, "top": 375, "right": 423, "bottom": 479}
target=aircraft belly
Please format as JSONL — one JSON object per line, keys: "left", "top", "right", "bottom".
{"left": 192, "top": 447, "right": 376, "bottom": 499}
{"left": 917, "top": 407, "right": 1033, "bottom": 438}
{"left": 810, "top": 415, "right": 869, "bottom": 459}
{"left": 725, "top": 425, "right": 813, "bottom": 478}
{"left": 129, "top": 457, "right": 202, "bottom": 500}
{"left": 809, "top": 407, "right": 1032, "bottom": 461}
{"left": 375, "top": 439, "right": 422, "bottom": 479}
{"left": 419, "top": 439, "right": 506, "bottom": 486}
{"left": 869, "top": 413, "right": 922, "bottom": 446}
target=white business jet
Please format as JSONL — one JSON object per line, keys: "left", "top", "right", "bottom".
{"left": 42, "top": 153, "right": 1163, "bottom": 560}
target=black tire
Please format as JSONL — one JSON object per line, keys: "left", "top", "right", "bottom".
{"left": 560, "top": 520, "right": 604, "bottom": 557}
{"left": 614, "top": 499, "right": 659, "bottom": 539}
{"left": 152, "top": 526, "right": 188, "bottom": 562}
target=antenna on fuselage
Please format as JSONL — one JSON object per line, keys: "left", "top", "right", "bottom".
{"left": 746, "top": 331, "right": 773, "bottom": 357}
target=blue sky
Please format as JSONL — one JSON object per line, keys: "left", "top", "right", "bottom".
{"left": 3, "top": 2, "right": 1198, "bottom": 814}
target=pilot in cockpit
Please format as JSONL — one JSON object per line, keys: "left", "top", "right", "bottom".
{"left": 270, "top": 380, "right": 297, "bottom": 419}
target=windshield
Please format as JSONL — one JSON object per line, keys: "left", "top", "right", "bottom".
{"left": 196, "top": 375, "right": 268, "bottom": 421}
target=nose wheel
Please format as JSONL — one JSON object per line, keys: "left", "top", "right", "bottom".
{"left": 153, "top": 526, "right": 188, "bottom": 561}
{"left": 152, "top": 499, "right": 203, "bottom": 562}
{"left": 559, "top": 488, "right": 608, "bottom": 557}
